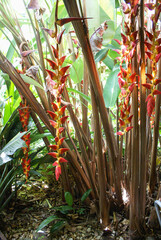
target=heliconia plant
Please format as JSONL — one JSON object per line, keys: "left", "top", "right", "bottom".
{"left": 44, "top": 0, "right": 89, "bottom": 181}
{"left": 1, "top": 0, "right": 161, "bottom": 238}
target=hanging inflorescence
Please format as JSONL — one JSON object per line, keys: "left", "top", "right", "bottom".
{"left": 45, "top": 33, "right": 69, "bottom": 181}
{"left": 142, "top": 2, "right": 161, "bottom": 118}
{"left": 115, "top": 0, "right": 139, "bottom": 135}
{"left": 18, "top": 100, "right": 31, "bottom": 181}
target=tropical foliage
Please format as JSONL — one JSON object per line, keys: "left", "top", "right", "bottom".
{"left": 0, "top": 0, "right": 161, "bottom": 239}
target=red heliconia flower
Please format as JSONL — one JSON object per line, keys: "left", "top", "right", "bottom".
{"left": 120, "top": 109, "right": 126, "bottom": 119}
{"left": 130, "top": 31, "right": 138, "bottom": 41}
{"left": 119, "top": 118, "right": 126, "bottom": 127}
{"left": 46, "top": 69, "right": 57, "bottom": 80}
{"left": 59, "top": 116, "right": 68, "bottom": 124}
{"left": 57, "top": 84, "right": 64, "bottom": 95}
{"left": 126, "top": 105, "right": 131, "bottom": 115}
{"left": 125, "top": 115, "right": 133, "bottom": 124}
{"left": 55, "top": 136, "right": 59, "bottom": 142}
{"left": 129, "top": 73, "right": 136, "bottom": 83}
{"left": 52, "top": 102, "right": 59, "bottom": 112}
{"left": 155, "top": 53, "right": 161, "bottom": 63}
{"left": 57, "top": 29, "right": 66, "bottom": 44}
{"left": 58, "top": 148, "right": 69, "bottom": 155}
{"left": 58, "top": 157, "right": 68, "bottom": 163}
{"left": 146, "top": 52, "right": 152, "bottom": 60}
{"left": 53, "top": 161, "right": 61, "bottom": 180}
{"left": 154, "top": 79, "right": 161, "bottom": 85}
{"left": 49, "top": 120, "right": 58, "bottom": 128}
{"left": 49, "top": 145, "right": 58, "bottom": 150}
{"left": 128, "top": 83, "right": 135, "bottom": 92}
{"left": 51, "top": 45, "right": 58, "bottom": 58}
{"left": 144, "top": 41, "right": 153, "bottom": 51}
{"left": 121, "top": 33, "right": 129, "bottom": 45}
{"left": 58, "top": 127, "right": 65, "bottom": 134}
{"left": 120, "top": 66, "right": 127, "bottom": 78}
{"left": 58, "top": 137, "right": 66, "bottom": 145}
{"left": 142, "top": 83, "right": 153, "bottom": 89}
{"left": 118, "top": 77, "right": 126, "bottom": 88}
{"left": 145, "top": 30, "right": 153, "bottom": 41}
{"left": 117, "top": 131, "right": 124, "bottom": 136}
{"left": 156, "top": 45, "right": 161, "bottom": 53}
{"left": 48, "top": 152, "right": 58, "bottom": 158}
{"left": 156, "top": 38, "right": 161, "bottom": 45}
{"left": 126, "top": 126, "right": 133, "bottom": 132}
{"left": 153, "top": 89, "right": 161, "bottom": 95}
{"left": 146, "top": 73, "right": 153, "bottom": 80}
{"left": 59, "top": 106, "right": 67, "bottom": 115}
{"left": 60, "top": 74, "right": 69, "bottom": 84}
{"left": 59, "top": 66, "right": 70, "bottom": 76}
{"left": 146, "top": 94, "right": 155, "bottom": 117}
{"left": 58, "top": 56, "right": 66, "bottom": 66}
{"left": 46, "top": 59, "right": 58, "bottom": 70}
{"left": 47, "top": 110, "right": 58, "bottom": 120}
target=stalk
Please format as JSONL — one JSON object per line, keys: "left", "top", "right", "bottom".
{"left": 90, "top": 83, "right": 109, "bottom": 227}
{"left": 63, "top": 0, "right": 122, "bottom": 205}
{"left": 149, "top": 61, "right": 161, "bottom": 192}
{"left": 139, "top": 0, "right": 147, "bottom": 222}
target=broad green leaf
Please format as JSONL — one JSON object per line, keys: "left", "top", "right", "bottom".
{"left": 115, "top": 0, "right": 120, "bottom": 8}
{"left": 95, "top": 44, "right": 116, "bottom": 67}
{"left": 0, "top": 132, "right": 27, "bottom": 164}
{"left": 103, "top": 56, "right": 114, "bottom": 70}
{"left": 67, "top": 88, "right": 91, "bottom": 103}
{"left": 53, "top": 205, "right": 74, "bottom": 214}
{"left": 36, "top": 215, "right": 62, "bottom": 232}
{"left": 95, "top": 48, "right": 109, "bottom": 63}
{"left": 65, "top": 192, "right": 73, "bottom": 207}
{"left": 20, "top": 74, "right": 44, "bottom": 90}
{"left": 50, "top": 220, "right": 67, "bottom": 235}
{"left": 70, "top": 57, "right": 84, "bottom": 84}
{"left": 31, "top": 132, "right": 51, "bottom": 143}
{"left": 81, "top": 189, "right": 92, "bottom": 202}
{"left": 103, "top": 69, "right": 120, "bottom": 108}
{"left": 6, "top": 39, "right": 16, "bottom": 61}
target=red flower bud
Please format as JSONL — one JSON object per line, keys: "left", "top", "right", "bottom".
{"left": 46, "top": 59, "right": 58, "bottom": 70}
{"left": 47, "top": 110, "right": 58, "bottom": 120}
{"left": 48, "top": 152, "right": 58, "bottom": 158}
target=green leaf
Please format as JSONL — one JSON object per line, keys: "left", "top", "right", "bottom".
{"left": 95, "top": 44, "right": 116, "bottom": 63}
{"left": 6, "top": 40, "right": 16, "bottom": 61}
{"left": 81, "top": 189, "right": 92, "bottom": 202}
{"left": 30, "top": 133, "right": 51, "bottom": 143}
{"left": 50, "top": 220, "right": 67, "bottom": 235}
{"left": 0, "top": 132, "right": 27, "bottom": 165}
{"left": 95, "top": 48, "right": 108, "bottom": 63}
{"left": 36, "top": 215, "right": 62, "bottom": 232}
{"left": 53, "top": 205, "right": 74, "bottom": 214}
{"left": 115, "top": 0, "right": 120, "bottom": 8}
{"left": 103, "top": 69, "right": 120, "bottom": 108}
{"left": 65, "top": 192, "right": 73, "bottom": 207}
{"left": 20, "top": 74, "right": 44, "bottom": 90}
{"left": 70, "top": 57, "right": 84, "bottom": 83}
{"left": 67, "top": 88, "right": 91, "bottom": 103}
{"left": 103, "top": 56, "right": 114, "bottom": 70}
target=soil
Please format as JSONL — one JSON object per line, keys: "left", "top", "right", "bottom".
{"left": 0, "top": 180, "right": 161, "bottom": 240}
